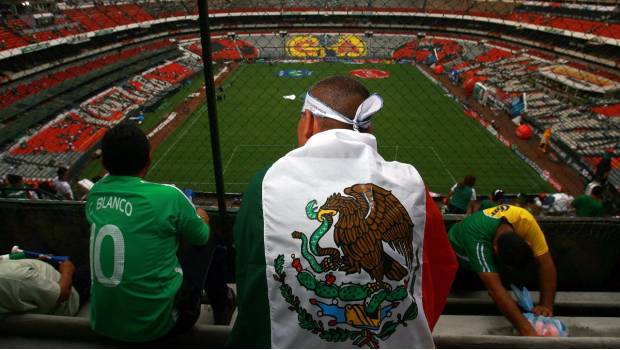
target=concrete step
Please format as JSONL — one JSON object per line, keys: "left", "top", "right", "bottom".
{"left": 446, "top": 291, "right": 620, "bottom": 316}
{"left": 75, "top": 301, "right": 216, "bottom": 326}
{"left": 3, "top": 313, "right": 620, "bottom": 348}
{"left": 0, "top": 314, "right": 231, "bottom": 348}
{"left": 434, "top": 315, "right": 620, "bottom": 348}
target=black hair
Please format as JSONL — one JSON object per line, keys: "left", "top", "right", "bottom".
{"left": 6, "top": 174, "right": 23, "bottom": 186}
{"left": 458, "top": 174, "right": 476, "bottom": 188}
{"left": 492, "top": 189, "right": 504, "bottom": 201}
{"left": 591, "top": 185, "right": 603, "bottom": 197}
{"left": 102, "top": 123, "right": 150, "bottom": 176}
{"left": 57, "top": 167, "right": 68, "bottom": 178}
{"left": 496, "top": 232, "right": 537, "bottom": 286}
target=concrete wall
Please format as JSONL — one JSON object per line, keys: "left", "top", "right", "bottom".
{"left": 1, "top": 200, "right": 619, "bottom": 291}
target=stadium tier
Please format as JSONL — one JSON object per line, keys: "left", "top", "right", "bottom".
{"left": 1, "top": 51, "right": 201, "bottom": 182}
{"left": 0, "top": 39, "right": 174, "bottom": 110}
{"left": 0, "top": 2, "right": 619, "bottom": 52}
{"left": 0, "top": 0, "right": 618, "bottom": 192}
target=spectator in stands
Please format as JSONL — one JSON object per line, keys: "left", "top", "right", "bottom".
{"left": 478, "top": 188, "right": 506, "bottom": 211}
{"left": 571, "top": 185, "right": 605, "bottom": 217}
{"left": 228, "top": 76, "right": 457, "bottom": 348}
{"left": 538, "top": 128, "right": 551, "bottom": 153}
{"left": 448, "top": 204, "right": 557, "bottom": 336}
{"left": 534, "top": 192, "right": 574, "bottom": 216}
{"left": 0, "top": 259, "right": 79, "bottom": 316}
{"left": 53, "top": 167, "right": 74, "bottom": 200}
{"left": 593, "top": 149, "right": 613, "bottom": 184}
{"left": 445, "top": 175, "right": 477, "bottom": 214}
{"left": 86, "top": 124, "right": 212, "bottom": 342}
{"left": 3, "top": 174, "right": 38, "bottom": 200}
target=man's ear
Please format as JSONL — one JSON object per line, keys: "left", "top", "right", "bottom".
{"left": 139, "top": 154, "right": 152, "bottom": 178}
{"left": 297, "top": 110, "right": 315, "bottom": 147}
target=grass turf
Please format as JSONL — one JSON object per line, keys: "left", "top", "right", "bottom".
{"left": 142, "top": 62, "right": 552, "bottom": 195}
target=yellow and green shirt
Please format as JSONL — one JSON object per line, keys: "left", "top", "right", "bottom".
{"left": 448, "top": 205, "right": 548, "bottom": 273}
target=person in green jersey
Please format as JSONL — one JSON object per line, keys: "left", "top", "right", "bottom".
{"left": 448, "top": 205, "right": 557, "bottom": 336}
{"left": 445, "top": 175, "right": 476, "bottom": 214}
{"left": 86, "top": 124, "right": 211, "bottom": 343}
{"left": 572, "top": 185, "right": 605, "bottom": 217}
{"left": 478, "top": 189, "right": 505, "bottom": 212}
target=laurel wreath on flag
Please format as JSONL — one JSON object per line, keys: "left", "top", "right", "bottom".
{"left": 272, "top": 254, "right": 419, "bottom": 349}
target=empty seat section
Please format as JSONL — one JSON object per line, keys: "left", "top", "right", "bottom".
{"left": 0, "top": 39, "right": 173, "bottom": 109}
{"left": 64, "top": 9, "right": 102, "bottom": 32}
{"left": 0, "top": 27, "right": 29, "bottom": 50}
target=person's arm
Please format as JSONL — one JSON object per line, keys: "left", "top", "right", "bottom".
{"left": 57, "top": 260, "right": 75, "bottom": 303}
{"left": 466, "top": 201, "right": 476, "bottom": 215}
{"left": 443, "top": 184, "right": 457, "bottom": 205}
{"left": 532, "top": 252, "right": 556, "bottom": 316}
{"left": 466, "top": 188, "right": 477, "bottom": 214}
{"left": 478, "top": 272, "right": 537, "bottom": 336}
{"left": 175, "top": 189, "right": 210, "bottom": 245}
{"left": 196, "top": 207, "right": 210, "bottom": 225}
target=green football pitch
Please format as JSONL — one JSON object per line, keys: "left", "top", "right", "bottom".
{"left": 90, "top": 62, "right": 552, "bottom": 195}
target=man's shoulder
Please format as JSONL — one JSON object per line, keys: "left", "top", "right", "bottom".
{"left": 140, "top": 181, "right": 190, "bottom": 203}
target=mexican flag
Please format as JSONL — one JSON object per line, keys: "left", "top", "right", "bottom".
{"left": 229, "top": 129, "right": 458, "bottom": 348}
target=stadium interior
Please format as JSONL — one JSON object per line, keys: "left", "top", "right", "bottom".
{"left": 1, "top": 0, "right": 620, "bottom": 347}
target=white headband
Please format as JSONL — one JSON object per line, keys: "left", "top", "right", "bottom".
{"left": 301, "top": 92, "right": 383, "bottom": 131}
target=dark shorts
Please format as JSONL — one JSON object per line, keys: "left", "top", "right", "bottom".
{"left": 168, "top": 242, "right": 215, "bottom": 336}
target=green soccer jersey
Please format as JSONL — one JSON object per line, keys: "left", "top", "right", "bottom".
{"left": 572, "top": 195, "right": 605, "bottom": 217}
{"left": 449, "top": 185, "right": 475, "bottom": 211}
{"left": 448, "top": 205, "right": 549, "bottom": 274}
{"left": 478, "top": 199, "right": 496, "bottom": 211}
{"left": 85, "top": 176, "right": 209, "bottom": 342}
{"left": 448, "top": 210, "right": 500, "bottom": 273}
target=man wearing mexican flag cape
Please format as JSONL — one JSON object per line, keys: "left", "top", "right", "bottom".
{"left": 228, "top": 76, "right": 458, "bottom": 348}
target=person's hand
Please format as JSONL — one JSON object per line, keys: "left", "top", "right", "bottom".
{"left": 58, "top": 260, "right": 75, "bottom": 275}
{"left": 519, "top": 327, "right": 539, "bottom": 337}
{"left": 532, "top": 305, "right": 553, "bottom": 317}
{"left": 197, "top": 207, "right": 209, "bottom": 224}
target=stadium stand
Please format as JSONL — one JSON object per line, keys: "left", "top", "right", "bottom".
{"left": 0, "top": 50, "right": 201, "bottom": 182}
{"left": 1, "top": 3, "right": 620, "bottom": 348}
{"left": 0, "top": 1, "right": 618, "bottom": 188}
{"left": 0, "top": 0, "right": 618, "bottom": 57}
{"left": 0, "top": 39, "right": 174, "bottom": 110}
{"left": 117, "top": 3, "right": 154, "bottom": 22}
{"left": 0, "top": 26, "right": 29, "bottom": 50}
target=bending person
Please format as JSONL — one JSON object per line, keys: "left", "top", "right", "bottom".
{"left": 448, "top": 204, "right": 557, "bottom": 336}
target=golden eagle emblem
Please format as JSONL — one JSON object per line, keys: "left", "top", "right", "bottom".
{"left": 293, "top": 183, "right": 414, "bottom": 290}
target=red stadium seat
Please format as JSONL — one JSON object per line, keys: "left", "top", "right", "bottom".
{"left": 0, "top": 40, "right": 173, "bottom": 109}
